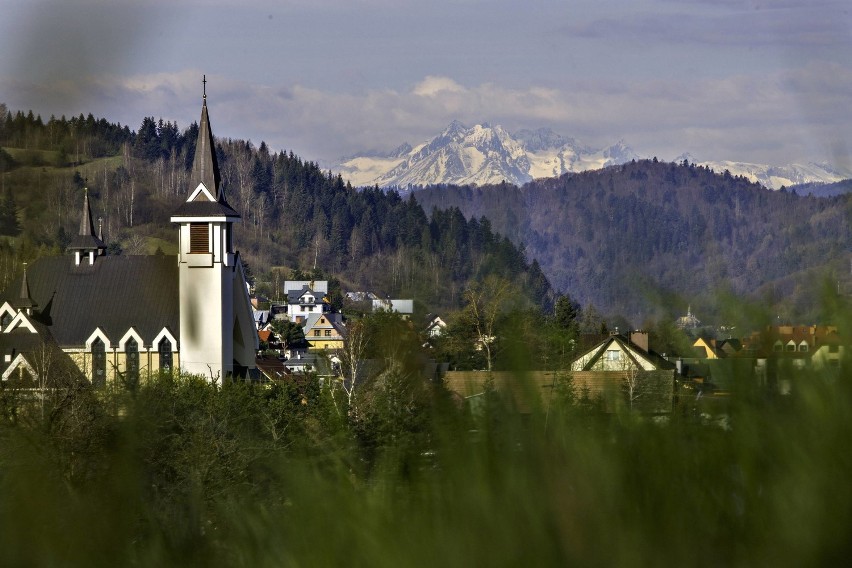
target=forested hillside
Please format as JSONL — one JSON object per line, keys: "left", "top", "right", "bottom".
{"left": 415, "top": 160, "right": 852, "bottom": 324}
{"left": 0, "top": 106, "right": 551, "bottom": 312}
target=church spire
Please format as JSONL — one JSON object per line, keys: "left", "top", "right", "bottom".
{"left": 190, "top": 75, "right": 222, "bottom": 201}
{"left": 69, "top": 188, "right": 106, "bottom": 264}
{"left": 79, "top": 187, "right": 96, "bottom": 238}
{"left": 14, "top": 262, "right": 36, "bottom": 314}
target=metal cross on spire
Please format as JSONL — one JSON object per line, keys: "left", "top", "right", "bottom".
{"left": 203, "top": 74, "right": 207, "bottom": 100}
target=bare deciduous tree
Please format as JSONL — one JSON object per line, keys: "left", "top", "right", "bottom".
{"left": 463, "top": 276, "right": 512, "bottom": 372}
{"left": 335, "top": 320, "right": 369, "bottom": 416}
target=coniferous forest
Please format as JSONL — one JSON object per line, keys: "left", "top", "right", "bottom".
{"left": 0, "top": 105, "right": 551, "bottom": 312}
{"left": 415, "top": 159, "right": 852, "bottom": 324}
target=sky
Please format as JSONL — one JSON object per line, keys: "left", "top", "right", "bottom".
{"left": 2, "top": 0, "right": 851, "bottom": 171}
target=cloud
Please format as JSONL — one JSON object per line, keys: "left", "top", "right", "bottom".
{"left": 563, "top": 2, "right": 852, "bottom": 48}
{"left": 3, "top": 64, "right": 852, "bottom": 171}
{"left": 412, "top": 77, "right": 466, "bottom": 97}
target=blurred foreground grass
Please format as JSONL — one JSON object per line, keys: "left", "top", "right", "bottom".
{"left": 0, "top": 355, "right": 850, "bottom": 566}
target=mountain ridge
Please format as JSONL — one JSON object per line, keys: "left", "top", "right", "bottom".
{"left": 336, "top": 122, "right": 850, "bottom": 190}
{"left": 413, "top": 159, "right": 852, "bottom": 323}
{"left": 335, "top": 122, "right": 640, "bottom": 189}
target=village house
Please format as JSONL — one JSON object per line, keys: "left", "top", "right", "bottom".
{"left": 570, "top": 331, "right": 676, "bottom": 413}
{"left": 303, "top": 312, "right": 345, "bottom": 351}
{"left": 424, "top": 314, "right": 447, "bottom": 338}
{"left": 283, "top": 280, "right": 330, "bottom": 323}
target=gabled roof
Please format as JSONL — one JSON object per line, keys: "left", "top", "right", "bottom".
{"left": 301, "top": 313, "right": 322, "bottom": 332}
{"left": 693, "top": 337, "right": 721, "bottom": 359}
{"left": 0, "top": 315, "right": 82, "bottom": 384}
{"left": 287, "top": 285, "right": 315, "bottom": 304}
{"left": 572, "top": 333, "right": 675, "bottom": 372}
{"left": 425, "top": 314, "right": 446, "bottom": 327}
{"left": 286, "top": 280, "right": 329, "bottom": 295}
{"left": 0, "top": 255, "right": 179, "bottom": 347}
{"left": 304, "top": 313, "right": 345, "bottom": 335}
{"left": 717, "top": 338, "right": 742, "bottom": 353}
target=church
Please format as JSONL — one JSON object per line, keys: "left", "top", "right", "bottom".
{"left": 0, "top": 89, "right": 258, "bottom": 385}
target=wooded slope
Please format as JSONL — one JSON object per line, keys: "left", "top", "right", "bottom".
{"left": 415, "top": 160, "right": 852, "bottom": 323}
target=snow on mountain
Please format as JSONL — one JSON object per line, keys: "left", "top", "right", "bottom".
{"left": 674, "top": 153, "right": 850, "bottom": 190}
{"left": 369, "top": 122, "right": 532, "bottom": 188}
{"left": 336, "top": 123, "right": 639, "bottom": 189}
{"left": 336, "top": 143, "right": 415, "bottom": 188}
{"left": 336, "top": 123, "right": 850, "bottom": 190}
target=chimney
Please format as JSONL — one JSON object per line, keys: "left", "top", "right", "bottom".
{"left": 630, "top": 330, "right": 649, "bottom": 352}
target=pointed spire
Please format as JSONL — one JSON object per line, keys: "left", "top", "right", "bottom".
{"left": 190, "top": 76, "right": 222, "bottom": 201}
{"left": 69, "top": 188, "right": 106, "bottom": 253}
{"left": 172, "top": 79, "right": 239, "bottom": 220}
{"left": 14, "top": 262, "right": 36, "bottom": 312}
{"left": 79, "top": 188, "right": 96, "bottom": 237}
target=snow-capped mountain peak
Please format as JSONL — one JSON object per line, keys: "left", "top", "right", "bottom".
{"left": 336, "top": 122, "right": 638, "bottom": 188}
{"left": 334, "top": 124, "right": 849, "bottom": 190}
{"left": 674, "top": 153, "right": 849, "bottom": 189}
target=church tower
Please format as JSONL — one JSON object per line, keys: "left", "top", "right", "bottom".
{"left": 171, "top": 80, "right": 251, "bottom": 382}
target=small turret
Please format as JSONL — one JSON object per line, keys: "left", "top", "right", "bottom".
{"left": 69, "top": 188, "right": 106, "bottom": 265}
{"left": 13, "top": 263, "right": 37, "bottom": 315}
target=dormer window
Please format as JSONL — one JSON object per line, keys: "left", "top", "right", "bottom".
{"left": 190, "top": 223, "right": 209, "bottom": 253}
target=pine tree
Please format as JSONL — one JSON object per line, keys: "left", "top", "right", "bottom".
{"left": 0, "top": 188, "right": 20, "bottom": 236}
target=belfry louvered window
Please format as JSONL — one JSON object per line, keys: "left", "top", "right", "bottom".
{"left": 190, "top": 223, "right": 209, "bottom": 253}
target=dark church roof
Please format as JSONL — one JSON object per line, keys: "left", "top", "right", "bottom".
{"left": 0, "top": 255, "right": 179, "bottom": 348}
{"left": 173, "top": 199, "right": 239, "bottom": 217}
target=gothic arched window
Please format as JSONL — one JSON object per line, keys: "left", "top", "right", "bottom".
{"left": 92, "top": 338, "right": 106, "bottom": 387}
{"left": 126, "top": 338, "right": 139, "bottom": 384}
{"left": 159, "top": 337, "right": 173, "bottom": 376}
